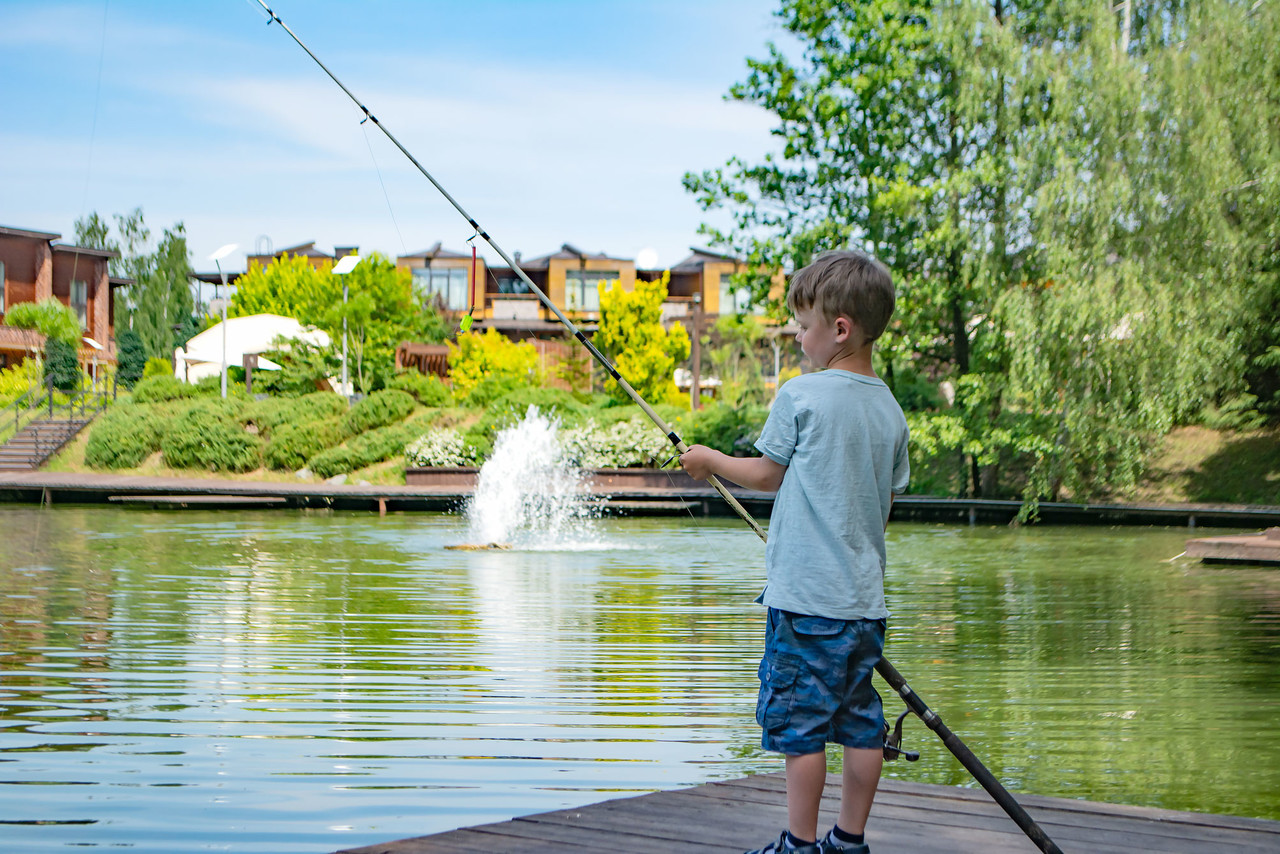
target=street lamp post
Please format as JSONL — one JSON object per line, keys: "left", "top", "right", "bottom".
{"left": 331, "top": 254, "right": 362, "bottom": 397}
{"left": 209, "top": 244, "right": 238, "bottom": 400}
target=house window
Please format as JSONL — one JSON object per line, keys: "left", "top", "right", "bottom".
{"left": 564, "top": 270, "right": 618, "bottom": 313}
{"left": 0, "top": 260, "right": 5, "bottom": 314}
{"left": 413, "top": 266, "right": 470, "bottom": 311}
{"left": 719, "top": 278, "right": 763, "bottom": 315}
{"left": 71, "top": 279, "right": 88, "bottom": 327}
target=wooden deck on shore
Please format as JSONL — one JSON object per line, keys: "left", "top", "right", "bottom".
{"left": 333, "top": 773, "right": 1280, "bottom": 854}
{"left": 2, "top": 470, "right": 1279, "bottom": 527}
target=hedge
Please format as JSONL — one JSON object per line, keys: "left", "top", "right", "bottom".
{"left": 84, "top": 405, "right": 165, "bottom": 469}
{"left": 309, "top": 412, "right": 436, "bottom": 478}
{"left": 341, "top": 389, "right": 415, "bottom": 434}
{"left": 264, "top": 415, "right": 350, "bottom": 471}
{"left": 246, "top": 391, "right": 347, "bottom": 436}
{"left": 160, "top": 399, "right": 261, "bottom": 472}
{"left": 131, "top": 375, "right": 196, "bottom": 404}
{"left": 386, "top": 371, "right": 451, "bottom": 406}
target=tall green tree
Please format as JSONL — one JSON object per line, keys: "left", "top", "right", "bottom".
{"left": 686, "top": 0, "right": 1277, "bottom": 504}
{"left": 74, "top": 209, "right": 195, "bottom": 363}
{"left": 232, "top": 253, "right": 447, "bottom": 394}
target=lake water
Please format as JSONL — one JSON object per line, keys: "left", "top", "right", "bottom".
{"left": 1, "top": 506, "right": 1277, "bottom": 853}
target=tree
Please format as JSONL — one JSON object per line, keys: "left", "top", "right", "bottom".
{"left": 685, "top": 0, "right": 1277, "bottom": 504}
{"left": 115, "top": 327, "right": 147, "bottom": 389}
{"left": 44, "top": 337, "right": 81, "bottom": 392}
{"left": 75, "top": 209, "right": 196, "bottom": 363}
{"left": 232, "top": 253, "right": 448, "bottom": 393}
{"left": 594, "top": 273, "right": 690, "bottom": 407}
{"left": 325, "top": 255, "right": 448, "bottom": 393}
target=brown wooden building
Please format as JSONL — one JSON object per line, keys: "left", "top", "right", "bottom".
{"left": 0, "top": 225, "right": 131, "bottom": 370}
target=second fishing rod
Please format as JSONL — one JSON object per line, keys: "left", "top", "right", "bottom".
{"left": 253, "top": 4, "right": 1062, "bottom": 852}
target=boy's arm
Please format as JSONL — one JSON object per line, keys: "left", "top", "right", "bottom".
{"left": 679, "top": 444, "right": 787, "bottom": 493}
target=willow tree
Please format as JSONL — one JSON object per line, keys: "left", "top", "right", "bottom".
{"left": 686, "top": 0, "right": 1277, "bottom": 504}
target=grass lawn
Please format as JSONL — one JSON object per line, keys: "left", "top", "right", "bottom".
{"left": 1126, "top": 425, "right": 1280, "bottom": 506}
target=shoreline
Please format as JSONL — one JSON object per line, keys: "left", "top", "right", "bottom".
{"left": 1, "top": 469, "right": 1277, "bottom": 527}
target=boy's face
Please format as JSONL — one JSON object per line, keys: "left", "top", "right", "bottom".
{"left": 794, "top": 304, "right": 855, "bottom": 369}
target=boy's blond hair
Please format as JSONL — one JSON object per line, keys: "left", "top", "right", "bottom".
{"left": 786, "top": 250, "right": 895, "bottom": 342}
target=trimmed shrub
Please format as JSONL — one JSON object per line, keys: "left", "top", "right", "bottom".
{"left": 44, "top": 337, "right": 81, "bottom": 392}
{"left": 115, "top": 327, "right": 147, "bottom": 389}
{"left": 264, "top": 416, "right": 350, "bottom": 471}
{"left": 84, "top": 405, "right": 164, "bottom": 469}
{"left": 246, "top": 391, "right": 347, "bottom": 436}
{"left": 132, "top": 375, "right": 195, "bottom": 403}
{"left": 386, "top": 371, "right": 451, "bottom": 406}
{"left": 309, "top": 413, "right": 434, "bottom": 478}
{"left": 160, "top": 399, "right": 261, "bottom": 472}
{"left": 341, "top": 389, "right": 415, "bottom": 434}
{"left": 143, "top": 357, "right": 174, "bottom": 379}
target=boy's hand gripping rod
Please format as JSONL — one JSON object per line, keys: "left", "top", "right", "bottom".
{"left": 255, "top": 5, "right": 1062, "bottom": 851}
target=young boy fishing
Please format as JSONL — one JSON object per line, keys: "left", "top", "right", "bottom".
{"left": 680, "top": 250, "right": 909, "bottom": 854}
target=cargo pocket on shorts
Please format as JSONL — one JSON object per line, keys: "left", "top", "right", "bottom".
{"left": 756, "top": 652, "right": 804, "bottom": 732}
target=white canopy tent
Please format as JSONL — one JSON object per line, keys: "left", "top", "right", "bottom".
{"left": 175, "top": 314, "right": 331, "bottom": 384}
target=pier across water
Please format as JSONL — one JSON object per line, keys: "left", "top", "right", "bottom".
{"left": 333, "top": 773, "right": 1280, "bottom": 854}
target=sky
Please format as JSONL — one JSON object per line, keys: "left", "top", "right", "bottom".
{"left": 0, "top": 0, "right": 789, "bottom": 275}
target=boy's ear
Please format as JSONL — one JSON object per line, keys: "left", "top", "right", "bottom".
{"left": 834, "top": 315, "right": 852, "bottom": 341}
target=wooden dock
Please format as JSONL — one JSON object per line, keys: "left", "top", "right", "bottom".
{"left": 1186, "top": 527, "right": 1280, "bottom": 565}
{"left": 333, "top": 773, "right": 1280, "bottom": 854}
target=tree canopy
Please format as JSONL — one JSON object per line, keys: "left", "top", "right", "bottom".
{"left": 685, "top": 0, "right": 1280, "bottom": 505}
{"left": 231, "top": 252, "right": 448, "bottom": 394}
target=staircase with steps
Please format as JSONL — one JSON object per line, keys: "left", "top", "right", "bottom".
{"left": 0, "top": 418, "right": 93, "bottom": 471}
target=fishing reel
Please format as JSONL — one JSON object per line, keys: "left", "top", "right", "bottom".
{"left": 883, "top": 709, "right": 920, "bottom": 762}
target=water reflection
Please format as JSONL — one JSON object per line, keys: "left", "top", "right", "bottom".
{"left": 0, "top": 507, "right": 1277, "bottom": 854}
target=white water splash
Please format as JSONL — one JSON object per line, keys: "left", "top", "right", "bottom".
{"left": 464, "top": 406, "right": 603, "bottom": 549}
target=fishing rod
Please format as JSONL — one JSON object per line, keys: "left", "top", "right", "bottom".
{"left": 252, "top": 5, "right": 1063, "bottom": 852}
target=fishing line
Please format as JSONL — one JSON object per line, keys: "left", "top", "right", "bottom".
{"left": 250, "top": 6, "right": 1063, "bottom": 851}
{"left": 360, "top": 121, "right": 408, "bottom": 257}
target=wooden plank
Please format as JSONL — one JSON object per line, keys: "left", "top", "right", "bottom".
{"left": 333, "top": 774, "right": 1280, "bottom": 854}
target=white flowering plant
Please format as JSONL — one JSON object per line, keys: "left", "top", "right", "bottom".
{"left": 560, "top": 418, "right": 670, "bottom": 469}
{"left": 404, "top": 428, "right": 482, "bottom": 468}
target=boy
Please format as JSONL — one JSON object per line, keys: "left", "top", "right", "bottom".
{"left": 680, "top": 250, "right": 909, "bottom": 854}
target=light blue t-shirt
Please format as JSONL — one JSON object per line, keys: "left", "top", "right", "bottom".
{"left": 753, "top": 370, "right": 910, "bottom": 620}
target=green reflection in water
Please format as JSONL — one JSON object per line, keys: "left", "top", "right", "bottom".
{"left": 0, "top": 507, "right": 1276, "bottom": 854}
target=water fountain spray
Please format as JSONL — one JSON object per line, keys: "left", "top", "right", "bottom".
{"left": 251, "top": 6, "right": 1063, "bottom": 851}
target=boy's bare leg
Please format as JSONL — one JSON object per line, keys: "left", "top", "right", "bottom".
{"left": 837, "top": 747, "right": 883, "bottom": 833}
{"left": 785, "top": 751, "right": 828, "bottom": 842}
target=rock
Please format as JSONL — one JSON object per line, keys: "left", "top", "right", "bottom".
{"left": 296, "top": 468, "right": 312, "bottom": 479}
{"left": 326, "top": 474, "right": 348, "bottom": 485}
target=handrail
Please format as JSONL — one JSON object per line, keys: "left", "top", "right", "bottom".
{"left": 3, "top": 375, "right": 117, "bottom": 467}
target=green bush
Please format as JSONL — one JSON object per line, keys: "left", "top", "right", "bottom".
{"left": 115, "top": 327, "right": 147, "bottom": 389}
{"left": 264, "top": 416, "right": 350, "bottom": 471}
{"left": 679, "top": 402, "right": 769, "bottom": 456}
{"left": 143, "top": 357, "right": 173, "bottom": 379}
{"left": 341, "top": 389, "right": 415, "bottom": 434}
{"left": 309, "top": 413, "right": 434, "bottom": 478}
{"left": 160, "top": 399, "right": 261, "bottom": 471}
{"left": 84, "top": 405, "right": 164, "bottom": 469}
{"left": 44, "top": 337, "right": 81, "bottom": 392}
{"left": 245, "top": 392, "right": 347, "bottom": 436}
{"left": 386, "top": 371, "right": 452, "bottom": 406}
{"left": 132, "top": 375, "right": 195, "bottom": 403}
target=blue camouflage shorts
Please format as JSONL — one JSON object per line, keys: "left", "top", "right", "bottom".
{"left": 756, "top": 607, "right": 887, "bottom": 755}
